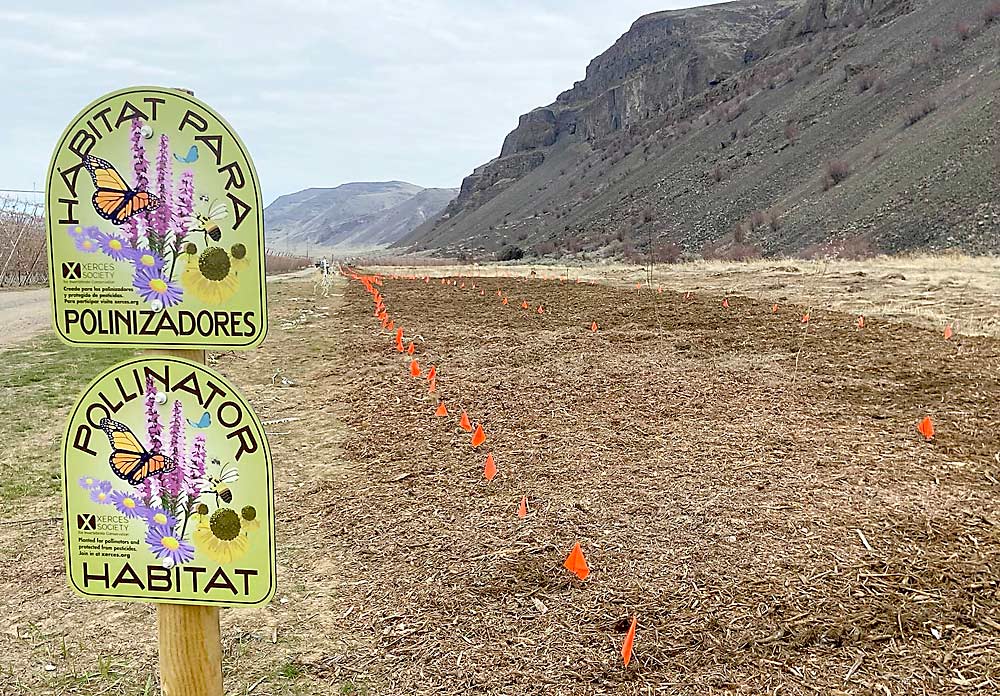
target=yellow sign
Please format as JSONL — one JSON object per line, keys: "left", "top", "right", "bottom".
{"left": 46, "top": 86, "right": 267, "bottom": 349}
{"left": 62, "top": 356, "right": 275, "bottom": 607}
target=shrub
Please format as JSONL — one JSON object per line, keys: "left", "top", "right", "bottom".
{"left": 784, "top": 121, "right": 800, "bottom": 144}
{"left": 955, "top": 21, "right": 974, "bottom": 40}
{"left": 711, "top": 164, "right": 723, "bottom": 183}
{"left": 905, "top": 97, "right": 937, "bottom": 126}
{"left": 642, "top": 207, "right": 654, "bottom": 223}
{"left": 702, "top": 239, "right": 763, "bottom": 262}
{"left": 930, "top": 36, "right": 943, "bottom": 52}
{"left": 856, "top": 70, "right": 879, "bottom": 93}
{"left": 496, "top": 245, "right": 524, "bottom": 261}
{"left": 651, "top": 241, "right": 683, "bottom": 264}
{"left": 985, "top": 3, "right": 1000, "bottom": 24}
{"left": 799, "top": 235, "right": 877, "bottom": 260}
{"left": 823, "top": 159, "right": 850, "bottom": 190}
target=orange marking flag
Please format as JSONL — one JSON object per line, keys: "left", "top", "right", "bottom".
{"left": 435, "top": 402, "right": 448, "bottom": 417}
{"left": 772, "top": 303, "right": 778, "bottom": 314}
{"left": 427, "top": 365, "right": 437, "bottom": 381}
{"left": 409, "top": 360, "right": 421, "bottom": 377}
{"left": 428, "top": 377, "right": 436, "bottom": 394}
{"left": 722, "top": 298, "right": 730, "bottom": 309}
{"left": 591, "top": 321, "right": 598, "bottom": 332}
{"left": 483, "top": 453, "right": 497, "bottom": 481}
{"left": 521, "top": 300, "right": 529, "bottom": 309}
{"left": 801, "top": 313, "right": 810, "bottom": 323}
{"left": 471, "top": 424, "right": 486, "bottom": 448}
{"left": 944, "top": 325, "right": 954, "bottom": 340}
{"left": 517, "top": 495, "right": 528, "bottom": 519}
{"left": 502, "top": 297, "right": 509, "bottom": 306}
{"left": 564, "top": 541, "right": 590, "bottom": 581}
{"left": 395, "top": 328, "right": 404, "bottom": 352}
{"left": 458, "top": 410, "right": 473, "bottom": 432}
{"left": 917, "top": 416, "right": 934, "bottom": 440}
{"left": 622, "top": 616, "right": 637, "bottom": 668}
{"left": 857, "top": 315, "right": 865, "bottom": 329}
{"left": 537, "top": 305, "right": 544, "bottom": 314}
{"left": 406, "top": 342, "right": 415, "bottom": 355}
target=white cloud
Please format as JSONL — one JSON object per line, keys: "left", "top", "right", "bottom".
{"left": 0, "top": 0, "right": 730, "bottom": 203}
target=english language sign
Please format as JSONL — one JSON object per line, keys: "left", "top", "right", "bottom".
{"left": 46, "top": 86, "right": 267, "bottom": 349}
{"left": 62, "top": 356, "right": 275, "bottom": 607}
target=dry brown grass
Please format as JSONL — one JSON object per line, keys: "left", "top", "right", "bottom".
{"left": 370, "top": 254, "right": 1000, "bottom": 338}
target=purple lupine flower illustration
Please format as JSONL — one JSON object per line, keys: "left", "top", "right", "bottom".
{"left": 127, "top": 117, "right": 151, "bottom": 247}
{"left": 146, "top": 526, "right": 195, "bottom": 567}
{"left": 144, "top": 376, "right": 163, "bottom": 454}
{"left": 152, "top": 134, "right": 174, "bottom": 247}
{"left": 164, "top": 400, "right": 186, "bottom": 498}
{"left": 187, "top": 434, "right": 207, "bottom": 499}
{"left": 173, "top": 170, "right": 195, "bottom": 248}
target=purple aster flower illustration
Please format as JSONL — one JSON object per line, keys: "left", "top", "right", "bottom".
{"left": 130, "top": 248, "right": 165, "bottom": 272}
{"left": 90, "top": 487, "right": 113, "bottom": 505}
{"left": 133, "top": 266, "right": 182, "bottom": 307}
{"left": 99, "top": 232, "right": 131, "bottom": 261}
{"left": 75, "top": 235, "right": 100, "bottom": 254}
{"left": 110, "top": 490, "right": 144, "bottom": 518}
{"left": 66, "top": 224, "right": 87, "bottom": 238}
{"left": 146, "top": 526, "right": 195, "bottom": 567}
{"left": 78, "top": 475, "right": 99, "bottom": 490}
{"left": 143, "top": 507, "right": 178, "bottom": 531}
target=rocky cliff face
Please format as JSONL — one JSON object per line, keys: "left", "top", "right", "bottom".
{"left": 401, "top": 0, "right": 998, "bottom": 258}
{"left": 747, "top": 0, "right": 914, "bottom": 58}
{"left": 437, "top": 0, "right": 801, "bottom": 222}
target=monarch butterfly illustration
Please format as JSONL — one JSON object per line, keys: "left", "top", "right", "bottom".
{"left": 99, "top": 418, "right": 176, "bottom": 485}
{"left": 83, "top": 155, "right": 160, "bottom": 225}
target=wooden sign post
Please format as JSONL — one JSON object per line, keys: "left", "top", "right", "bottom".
{"left": 47, "top": 87, "right": 273, "bottom": 695}
{"left": 149, "top": 348, "right": 221, "bottom": 695}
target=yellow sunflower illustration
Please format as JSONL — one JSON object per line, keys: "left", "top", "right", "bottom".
{"left": 230, "top": 243, "right": 250, "bottom": 276}
{"left": 240, "top": 505, "right": 261, "bottom": 532}
{"left": 181, "top": 246, "right": 239, "bottom": 304}
{"left": 193, "top": 507, "right": 250, "bottom": 564}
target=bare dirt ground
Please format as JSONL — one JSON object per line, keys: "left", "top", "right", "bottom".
{"left": 2, "top": 265, "right": 999, "bottom": 695}
{"left": 0, "top": 287, "right": 49, "bottom": 347}
{"left": 369, "top": 254, "right": 1000, "bottom": 338}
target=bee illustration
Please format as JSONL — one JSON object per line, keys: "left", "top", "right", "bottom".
{"left": 204, "top": 458, "right": 239, "bottom": 507}
{"left": 189, "top": 195, "right": 229, "bottom": 245}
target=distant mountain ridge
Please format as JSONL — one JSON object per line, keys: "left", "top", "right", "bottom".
{"left": 265, "top": 181, "right": 456, "bottom": 250}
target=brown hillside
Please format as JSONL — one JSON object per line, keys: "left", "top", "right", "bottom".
{"left": 399, "top": 0, "right": 1000, "bottom": 260}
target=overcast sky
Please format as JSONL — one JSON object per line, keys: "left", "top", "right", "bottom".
{"left": 1, "top": 1, "right": 726, "bottom": 205}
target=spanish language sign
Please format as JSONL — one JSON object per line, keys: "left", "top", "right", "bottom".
{"left": 62, "top": 356, "right": 275, "bottom": 607}
{"left": 46, "top": 86, "right": 267, "bottom": 349}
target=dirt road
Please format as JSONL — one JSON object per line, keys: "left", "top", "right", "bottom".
{"left": 0, "top": 287, "right": 49, "bottom": 347}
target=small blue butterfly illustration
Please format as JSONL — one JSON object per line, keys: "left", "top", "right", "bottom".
{"left": 186, "top": 411, "right": 211, "bottom": 428}
{"left": 173, "top": 145, "right": 198, "bottom": 164}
